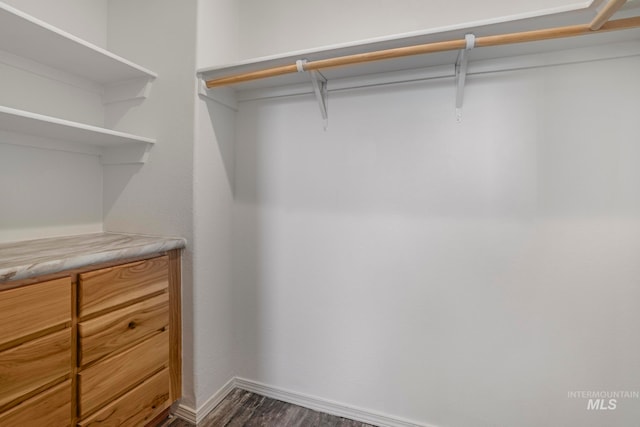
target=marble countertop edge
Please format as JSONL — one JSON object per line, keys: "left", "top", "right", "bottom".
{"left": 0, "top": 233, "right": 187, "bottom": 283}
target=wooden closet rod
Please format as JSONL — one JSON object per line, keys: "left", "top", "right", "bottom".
{"left": 204, "top": 16, "right": 640, "bottom": 89}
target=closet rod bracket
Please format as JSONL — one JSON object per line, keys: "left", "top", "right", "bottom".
{"left": 455, "top": 33, "right": 475, "bottom": 123}
{"left": 297, "top": 59, "right": 328, "bottom": 130}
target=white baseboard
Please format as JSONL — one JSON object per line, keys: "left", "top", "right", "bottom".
{"left": 234, "top": 377, "right": 438, "bottom": 427}
{"left": 172, "top": 404, "right": 196, "bottom": 425}
{"left": 173, "top": 376, "right": 236, "bottom": 425}
{"left": 174, "top": 376, "right": 438, "bottom": 427}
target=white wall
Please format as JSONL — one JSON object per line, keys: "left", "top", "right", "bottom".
{"left": 237, "top": 0, "right": 592, "bottom": 59}
{"left": 0, "top": 145, "right": 102, "bottom": 242}
{"left": 0, "top": 0, "right": 107, "bottom": 243}
{"left": 232, "top": 53, "right": 640, "bottom": 426}
{"left": 102, "top": 0, "right": 241, "bottom": 411}
{"left": 228, "top": 4, "right": 640, "bottom": 425}
{"left": 191, "top": 0, "right": 239, "bottom": 410}
{"left": 104, "top": 0, "right": 198, "bottom": 408}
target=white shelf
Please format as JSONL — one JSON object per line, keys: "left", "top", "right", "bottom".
{"left": 0, "top": 106, "right": 155, "bottom": 164}
{"left": 0, "top": 1, "right": 156, "bottom": 86}
{"left": 197, "top": 1, "right": 640, "bottom": 98}
{"left": 0, "top": 2, "right": 159, "bottom": 164}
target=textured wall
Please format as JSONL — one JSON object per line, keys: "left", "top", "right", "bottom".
{"left": 0, "top": 0, "right": 107, "bottom": 243}
{"left": 232, "top": 54, "right": 640, "bottom": 426}
{"left": 191, "top": 0, "right": 239, "bottom": 410}
{"left": 104, "top": 0, "right": 198, "bottom": 407}
{"left": 237, "top": 0, "right": 593, "bottom": 59}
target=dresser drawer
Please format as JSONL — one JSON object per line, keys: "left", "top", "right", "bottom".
{"left": 78, "top": 256, "right": 168, "bottom": 318}
{"left": 78, "top": 331, "right": 169, "bottom": 418}
{"left": 0, "top": 277, "right": 71, "bottom": 347}
{"left": 0, "top": 328, "right": 71, "bottom": 410}
{"left": 78, "top": 368, "right": 170, "bottom": 427}
{"left": 0, "top": 380, "right": 71, "bottom": 427}
{"left": 78, "top": 292, "right": 169, "bottom": 367}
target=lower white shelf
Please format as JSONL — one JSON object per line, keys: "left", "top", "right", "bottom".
{"left": 0, "top": 105, "right": 155, "bottom": 164}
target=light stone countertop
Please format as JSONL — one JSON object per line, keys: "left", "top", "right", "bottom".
{"left": 0, "top": 232, "right": 186, "bottom": 282}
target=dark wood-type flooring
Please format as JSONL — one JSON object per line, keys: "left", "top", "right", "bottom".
{"left": 164, "top": 389, "right": 377, "bottom": 427}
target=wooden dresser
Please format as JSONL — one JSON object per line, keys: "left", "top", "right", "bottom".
{"left": 0, "top": 234, "right": 184, "bottom": 427}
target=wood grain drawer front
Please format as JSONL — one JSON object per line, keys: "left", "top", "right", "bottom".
{"left": 78, "top": 368, "right": 170, "bottom": 427}
{"left": 0, "top": 277, "right": 71, "bottom": 347}
{"left": 0, "top": 328, "right": 71, "bottom": 411}
{"left": 0, "top": 380, "right": 71, "bottom": 427}
{"left": 78, "top": 293, "right": 169, "bottom": 367}
{"left": 79, "top": 256, "right": 168, "bottom": 319}
{"left": 78, "top": 331, "right": 169, "bottom": 418}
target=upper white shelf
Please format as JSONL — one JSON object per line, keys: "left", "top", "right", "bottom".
{"left": 198, "top": 1, "right": 640, "bottom": 96}
{"left": 0, "top": 106, "right": 155, "bottom": 164}
{"left": 0, "top": 1, "right": 157, "bottom": 85}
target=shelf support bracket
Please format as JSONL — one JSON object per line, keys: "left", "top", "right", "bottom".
{"left": 297, "top": 59, "right": 328, "bottom": 130}
{"left": 103, "top": 76, "right": 155, "bottom": 105}
{"left": 455, "top": 33, "right": 475, "bottom": 123}
{"left": 198, "top": 78, "right": 239, "bottom": 111}
{"left": 101, "top": 142, "right": 153, "bottom": 165}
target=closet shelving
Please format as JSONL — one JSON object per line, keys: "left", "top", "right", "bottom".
{"left": 0, "top": 106, "right": 155, "bottom": 164}
{"left": 0, "top": 2, "right": 157, "bottom": 164}
{"left": 197, "top": 0, "right": 640, "bottom": 120}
